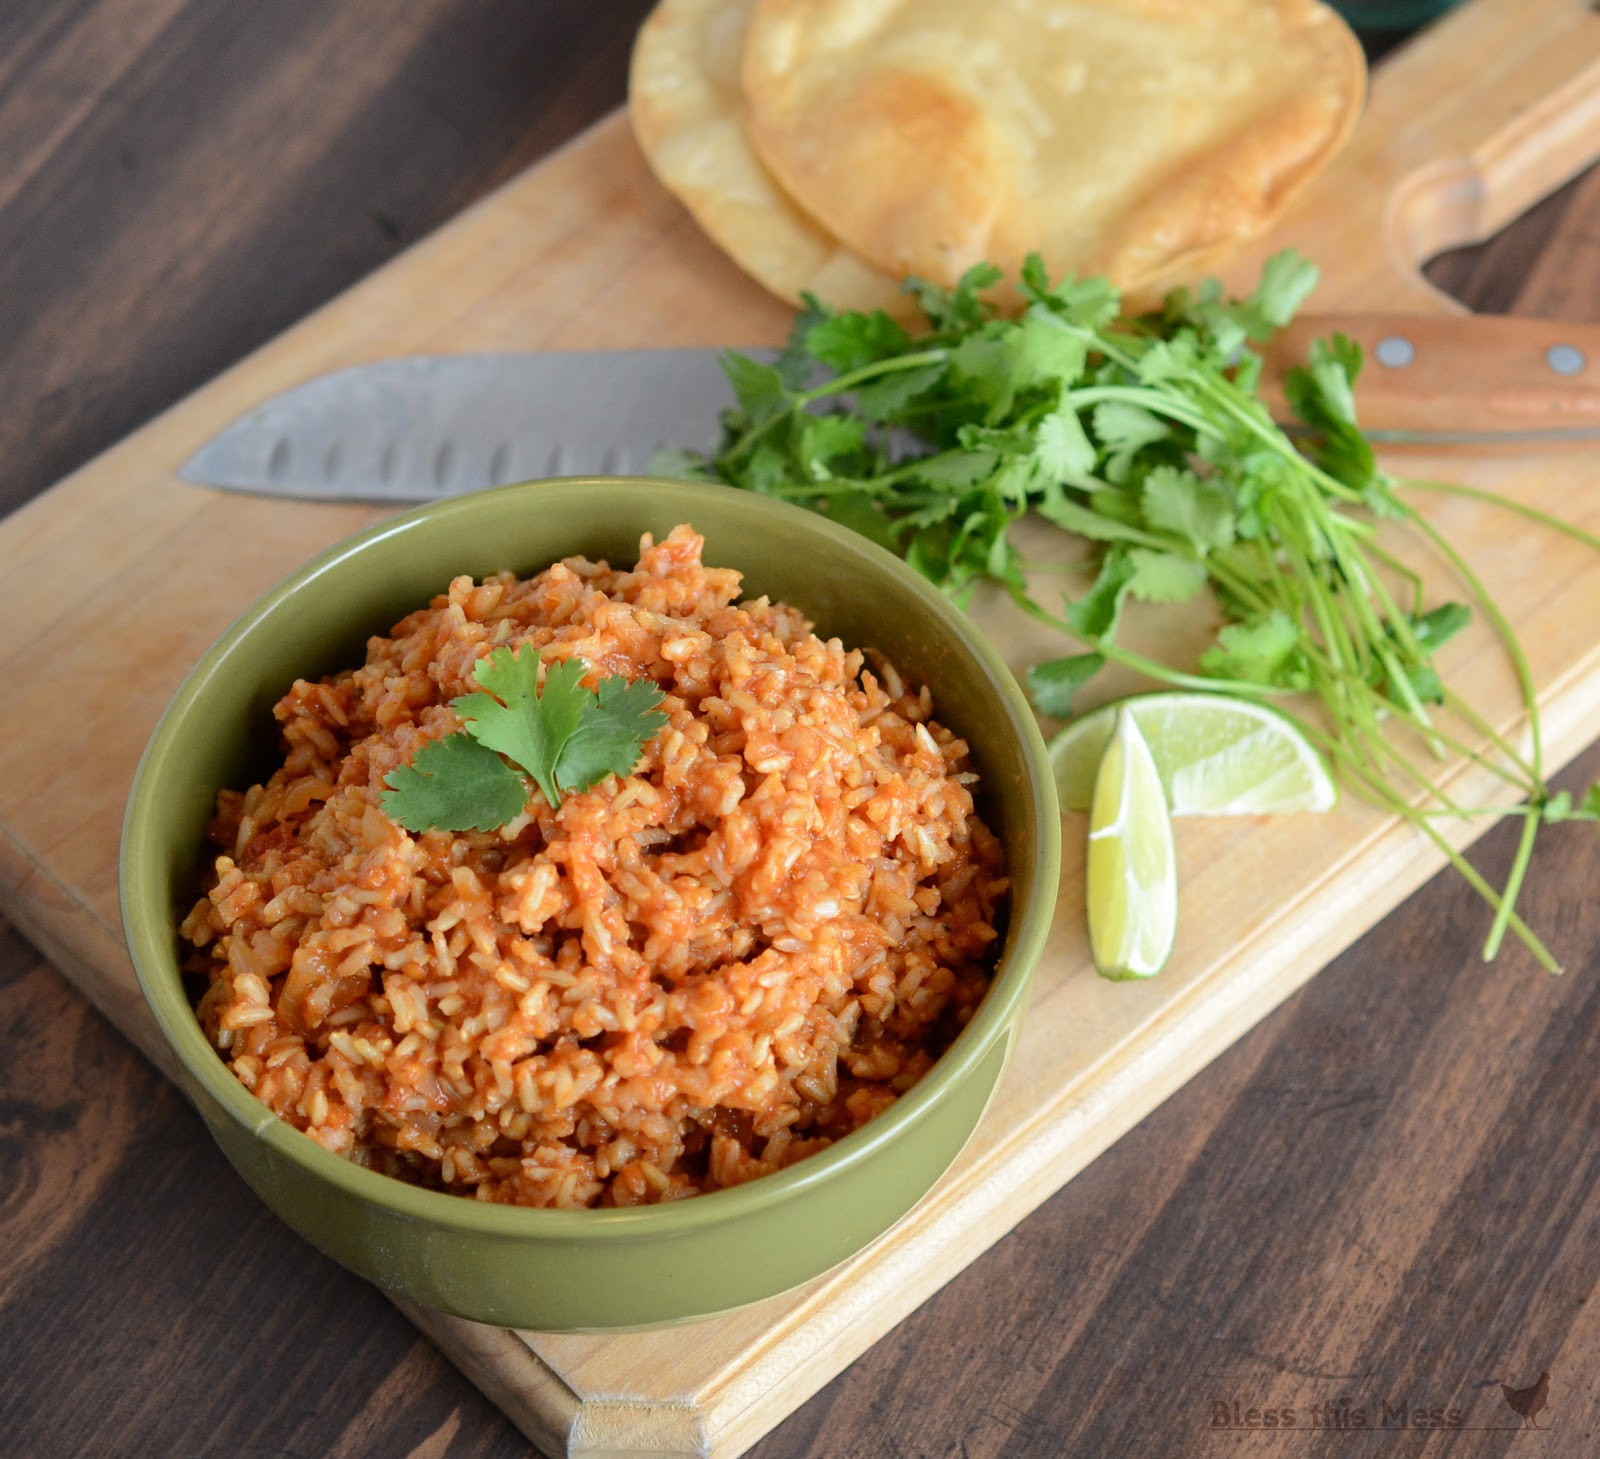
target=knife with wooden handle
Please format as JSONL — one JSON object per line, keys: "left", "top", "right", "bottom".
{"left": 1261, "top": 313, "right": 1600, "bottom": 444}
{"left": 180, "top": 313, "right": 1600, "bottom": 503}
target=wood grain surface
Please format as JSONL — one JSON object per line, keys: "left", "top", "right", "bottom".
{"left": 5, "top": 3, "right": 1600, "bottom": 1456}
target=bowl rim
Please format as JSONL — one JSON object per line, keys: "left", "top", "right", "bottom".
{"left": 121, "top": 477, "right": 1059, "bottom": 1240}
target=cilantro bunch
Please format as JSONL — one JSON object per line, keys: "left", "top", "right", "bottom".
{"left": 662, "top": 252, "right": 1600, "bottom": 970}
{"left": 381, "top": 645, "right": 667, "bottom": 832}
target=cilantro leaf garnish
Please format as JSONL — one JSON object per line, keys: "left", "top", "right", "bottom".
{"left": 805, "top": 309, "right": 911, "bottom": 373}
{"left": 1140, "top": 467, "right": 1235, "bottom": 553}
{"left": 1026, "top": 653, "right": 1106, "bottom": 718}
{"left": 380, "top": 645, "right": 667, "bottom": 833}
{"left": 554, "top": 673, "right": 672, "bottom": 797}
{"left": 1063, "top": 548, "right": 1135, "bottom": 642}
{"left": 455, "top": 650, "right": 590, "bottom": 811}
{"left": 1125, "top": 548, "right": 1208, "bottom": 604}
{"left": 1198, "top": 612, "right": 1311, "bottom": 692}
{"left": 380, "top": 734, "right": 528, "bottom": 833}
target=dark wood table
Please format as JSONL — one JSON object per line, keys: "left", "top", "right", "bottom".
{"left": 4, "top": 4, "right": 1598, "bottom": 1454}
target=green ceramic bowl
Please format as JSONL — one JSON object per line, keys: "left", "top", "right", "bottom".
{"left": 121, "top": 478, "right": 1060, "bottom": 1331}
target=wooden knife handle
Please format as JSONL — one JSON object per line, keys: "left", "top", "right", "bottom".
{"left": 1262, "top": 313, "right": 1600, "bottom": 441}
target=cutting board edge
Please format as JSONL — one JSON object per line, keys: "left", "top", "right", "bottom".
{"left": 402, "top": 1301, "right": 586, "bottom": 1458}
{"left": 0, "top": 835, "right": 172, "bottom": 1077}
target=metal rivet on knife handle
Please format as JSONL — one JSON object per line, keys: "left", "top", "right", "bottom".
{"left": 1547, "top": 343, "right": 1587, "bottom": 376}
{"left": 1375, "top": 335, "right": 1416, "bottom": 368}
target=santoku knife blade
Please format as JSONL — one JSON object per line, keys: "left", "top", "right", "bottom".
{"left": 182, "top": 349, "right": 746, "bottom": 503}
{"left": 181, "top": 314, "right": 1600, "bottom": 503}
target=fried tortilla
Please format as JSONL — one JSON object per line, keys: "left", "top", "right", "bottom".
{"left": 629, "top": 0, "right": 909, "bottom": 313}
{"left": 741, "top": 0, "right": 1365, "bottom": 303}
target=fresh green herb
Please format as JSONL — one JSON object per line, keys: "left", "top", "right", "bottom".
{"left": 381, "top": 645, "right": 668, "bottom": 832}
{"left": 380, "top": 734, "right": 528, "bottom": 833}
{"left": 660, "top": 251, "right": 1600, "bottom": 970}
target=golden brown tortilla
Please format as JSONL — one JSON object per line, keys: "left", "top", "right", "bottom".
{"left": 740, "top": 0, "right": 1365, "bottom": 303}
{"left": 629, "top": 0, "right": 910, "bottom": 313}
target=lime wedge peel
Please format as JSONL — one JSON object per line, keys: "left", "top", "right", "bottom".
{"left": 1086, "top": 706, "right": 1179, "bottom": 981}
{"left": 1051, "top": 692, "right": 1339, "bottom": 818}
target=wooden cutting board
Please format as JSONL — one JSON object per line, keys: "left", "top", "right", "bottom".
{"left": 4, "top": 1, "right": 1600, "bottom": 1454}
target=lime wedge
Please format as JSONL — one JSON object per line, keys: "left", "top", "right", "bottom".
{"left": 1087, "top": 707, "right": 1178, "bottom": 981}
{"left": 1051, "top": 692, "right": 1338, "bottom": 817}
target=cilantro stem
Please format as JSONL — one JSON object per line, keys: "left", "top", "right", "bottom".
{"left": 1346, "top": 720, "right": 1483, "bottom": 812}
{"left": 1364, "top": 542, "right": 1428, "bottom": 617}
{"left": 715, "top": 414, "right": 785, "bottom": 473}
{"left": 1396, "top": 499, "right": 1549, "bottom": 959}
{"left": 1065, "top": 385, "right": 1220, "bottom": 439}
{"left": 1354, "top": 543, "right": 1432, "bottom": 669}
{"left": 1485, "top": 809, "right": 1543, "bottom": 962}
{"left": 1007, "top": 587, "right": 1280, "bottom": 698}
{"left": 1414, "top": 804, "right": 1561, "bottom": 819}
{"left": 1183, "top": 370, "right": 1366, "bottom": 504}
{"left": 800, "top": 348, "right": 949, "bottom": 405}
{"left": 1439, "top": 688, "right": 1539, "bottom": 786}
{"left": 1038, "top": 315, "right": 1143, "bottom": 374}
{"left": 1401, "top": 505, "right": 1543, "bottom": 781}
{"left": 1294, "top": 639, "right": 1533, "bottom": 799}
{"left": 1376, "top": 642, "right": 1446, "bottom": 759}
{"left": 1202, "top": 556, "right": 1275, "bottom": 616}
{"left": 1400, "top": 477, "right": 1600, "bottom": 555}
{"left": 1291, "top": 718, "right": 1561, "bottom": 973}
{"left": 1377, "top": 720, "right": 1534, "bottom": 797}
{"left": 716, "top": 349, "right": 949, "bottom": 473}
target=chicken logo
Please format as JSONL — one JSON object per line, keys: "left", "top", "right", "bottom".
{"left": 1492, "top": 1371, "right": 1551, "bottom": 1430}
